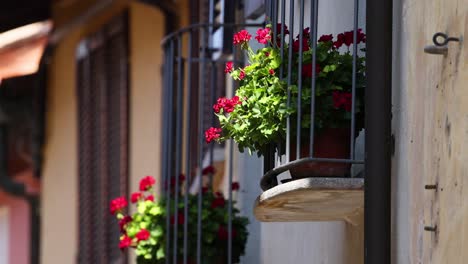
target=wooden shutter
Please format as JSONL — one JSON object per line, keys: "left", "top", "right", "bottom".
{"left": 77, "top": 14, "right": 129, "bottom": 264}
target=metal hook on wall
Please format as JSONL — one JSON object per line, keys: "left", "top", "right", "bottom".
{"left": 424, "top": 32, "right": 461, "bottom": 55}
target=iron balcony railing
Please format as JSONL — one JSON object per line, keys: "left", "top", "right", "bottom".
{"left": 161, "top": 0, "right": 366, "bottom": 262}
{"left": 260, "top": 0, "right": 366, "bottom": 190}
{"left": 161, "top": 22, "right": 262, "bottom": 264}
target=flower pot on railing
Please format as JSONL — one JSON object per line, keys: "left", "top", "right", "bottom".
{"left": 206, "top": 25, "right": 366, "bottom": 181}
{"left": 111, "top": 171, "right": 248, "bottom": 264}
{"left": 289, "top": 127, "right": 351, "bottom": 179}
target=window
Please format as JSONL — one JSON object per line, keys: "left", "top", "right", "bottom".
{"left": 76, "top": 14, "right": 129, "bottom": 264}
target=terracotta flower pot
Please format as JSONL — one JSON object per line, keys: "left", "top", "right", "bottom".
{"left": 289, "top": 127, "right": 351, "bottom": 179}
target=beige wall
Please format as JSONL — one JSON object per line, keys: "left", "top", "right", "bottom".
{"left": 41, "top": 1, "right": 167, "bottom": 263}
{"left": 392, "top": 0, "right": 468, "bottom": 263}
{"left": 128, "top": 2, "right": 165, "bottom": 199}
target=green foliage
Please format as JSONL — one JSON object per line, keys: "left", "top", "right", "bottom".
{"left": 112, "top": 175, "right": 249, "bottom": 264}
{"left": 212, "top": 26, "right": 366, "bottom": 156}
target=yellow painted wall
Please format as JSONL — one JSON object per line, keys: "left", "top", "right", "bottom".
{"left": 41, "top": 0, "right": 173, "bottom": 263}
{"left": 128, "top": 1, "right": 165, "bottom": 200}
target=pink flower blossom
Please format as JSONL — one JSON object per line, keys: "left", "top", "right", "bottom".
{"left": 130, "top": 192, "right": 142, "bottom": 203}
{"left": 224, "top": 61, "right": 233, "bottom": 73}
{"left": 145, "top": 195, "right": 154, "bottom": 202}
{"left": 139, "top": 176, "right": 156, "bottom": 191}
{"left": 255, "top": 27, "right": 272, "bottom": 44}
{"left": 239, "top": 70, "right": 246, "bottom": 80}
{"left": 110, "top": 197, "right": 128, "bottom": 215}
{"left": 205, "top": 127, "right": 222, "bottom": 143}
{"left": 233, "top": 30, "right": 252, "bottom": 46}
{"left": 135, "top": 229, "right": 150, "bottom": 242}
{"left": 119, "top": 235, "right": 132, "bottom": 250}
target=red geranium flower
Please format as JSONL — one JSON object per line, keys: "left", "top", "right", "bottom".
{"left": 211, "top": 198, "right": 225, "bottom": 207}
{"left": 302, "top": 64, "right": 321, "bottom": 77}
{"left": 224, "top": 61, "right": 233, "bottom": 73}
{"left": 255, "top": 27, "right": 272, "bottom": 44}
{"left": 292, "top": 37, "right": 309, "bottom": 52}
{"left": 205, "top": 127, "right": 222, "bottom": 143}
{"left": 135, "top": 229, "right": 150, "bottom": 242}
{"left": 211, "top": 196, "right": 225, "bottom": 208}
{"left": 332, "top": 91, "right": 352, "bottom": 112}
{"left": 118, "top": 215, "right": 132, "bottom": 232}
{"left": 130, "top": 192, "right": 142, "bottom": 203}
{"left": 139, "top": 176, "right": 156, "bottom": 191}
{"left": 334, "top": 29, "right": 366, "bottom": 48}
{"left": 202, "top": 165, "right": 215, "bottom": 175}
{"left": 217, "top": 226, "right": 237, "bottom": 240}
{"left": 318, "top": 34, "right": 333, "bottom": 43}
{"left": 233, "top": 29, "right": 252, "bottom": 46}
{"left": 239, "top": 69, "right": 246, "bottom": 80}
{"left": 110, "top": 197, "right": 128, "bottom": 215}
{"left": 145, "top": 195, "right": 154, "bottom": 202}
{"left": 170, "top": 212, "right": 185, "bottom": 225}
{"left": 231, "top": 182, "right": 240, "bottom": 191}
{"left": 276, "top": 23, "right": 289, "bottom": 35}
{"left": 119, "top": 235, "right": 132, "bottom": 250}
{"left": 269, "top": 69, "right": 275, "bottom": 75}
{"left": 295, "top": 27, "right": 310, "bottom": 39}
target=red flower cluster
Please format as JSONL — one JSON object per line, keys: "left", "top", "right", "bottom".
{"left": 318, "top": 34, "right": 333, "bottom": 43}
{"left": 110, "top": 197, "right": 128, "bottom": 215}
{"left": 276, "top": 23, "right": 289, "bottom": 35}
{"left": 139, "top": 176, "right": 156, "bottom": 191}
{"left": 202, "top": 165, "right": 216, "bottom": 175}
{"left": 213, "top": 96, "right": 242, "bottom": 114}
{"left": 217, "top": 226, "right": 237, "bottom": 240}
{"left": 274, "top": 23, "right": 289, "bottom": 46}
{"left": 170, "top": 212, "right": 185, "bottom": 225}
{"left": 131, "top": 192, "right": 142, "bottom": 203}
{"left": 334, "top": 29, "right": 366, "bottom": 48}
{"left": 135, "top": 228, "right": 150, "bottom": 242}
{"left": 302, "top": 63, "right": 321, "bottom": 77}
{"left": 292, "top": 37, "right": 310, "bottom": 52}
{"left": 231, "top": 182, "right": 240, "bottom": 191}
{"left": 239, "top": 69, "right": 246, "bottom": 80}
{"left": 233, "top": 30, "right": 252, "bottom": 46}
{"left": 255, "top": 27, "right": 272, "bottom": 44}
{"left": 145, "top": 195, "right": 154, "bottom": 202}
{"left": 224, "top": 61, "right": 233, "bottom": 73}
{"left": 332, "top": 91, "right": 352, "bottom": 112}
{"left": 119, "top": 235, "right": 132, "bottom": 250}
{"left": 205, "top": 127, "right": 222, "bottom": 143}
{"left": 211, "top": 196, "right": 225, "bottom": 208}
{"left": 269, "top": 69, "right": 275, "bottom": 75}
{"left": 119, "top": 216, "right": 133, "bottom": 232}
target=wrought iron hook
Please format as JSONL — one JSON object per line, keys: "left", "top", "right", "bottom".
{"left": 432, "top": 32, "right": 460, "bottom": 46}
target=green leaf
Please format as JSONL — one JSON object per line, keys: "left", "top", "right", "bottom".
{"left": 323, "top": 64, "right": 337, "bottom": 73}
{"left": 156, "top": 248, "right": 165, "bottom": 260}
{"left": 138, "top": 202, "right": 147, "bottom": 214}
{"left": 149, "top": 205, "right": 163, "bottom": 216}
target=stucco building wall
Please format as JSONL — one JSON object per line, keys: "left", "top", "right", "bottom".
{"left": 41, "top": 1, "right": 169, "bottom": 263}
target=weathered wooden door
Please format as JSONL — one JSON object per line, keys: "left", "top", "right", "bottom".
{"left": 392, "top": 0, "right": 468, "bottom": 263}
